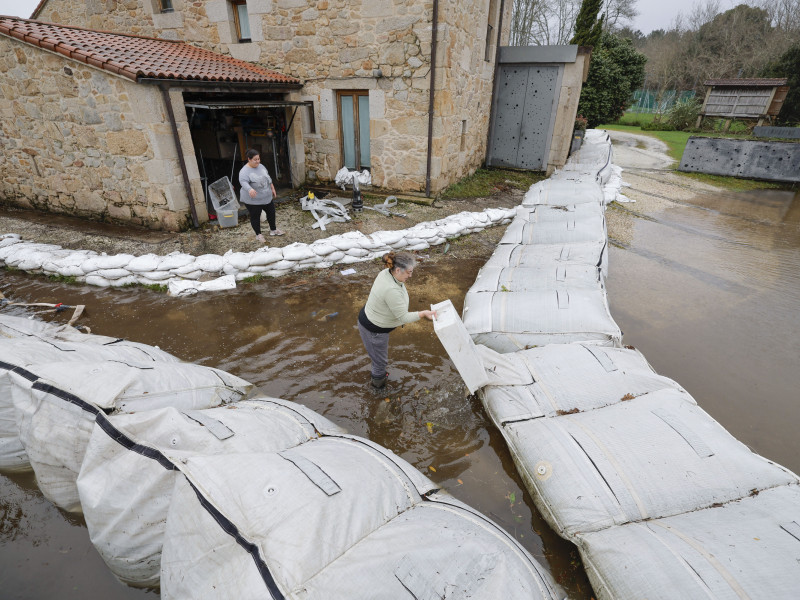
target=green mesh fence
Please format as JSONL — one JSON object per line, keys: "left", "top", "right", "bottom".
{"left": 629, "top": 89, "right": 696, "bottom": 113}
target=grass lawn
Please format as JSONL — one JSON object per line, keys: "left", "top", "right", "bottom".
{"left": 440, "top": 168, "right": 546, "bottom": 199}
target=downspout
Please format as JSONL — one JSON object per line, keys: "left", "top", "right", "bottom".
{"left": 424, "top": 0, "right": 439, "bottom": 198}
{"left": 159, "top": 83, "right": 200, "bottom": 229}
{"left": 485, "top": 0, "right": 506, "bottom": 166}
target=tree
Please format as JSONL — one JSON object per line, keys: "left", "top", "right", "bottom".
{"left": 761, "top": 43, "right": 800, "bottom": 125}
{"left": 510, "top": 0, "right": 637, "bottom": 46}
{"left": 577, "top": 32, "right": 647, "bottom": 127}
{"left": 571, "top": 0, "right": 604, "bottom": 47}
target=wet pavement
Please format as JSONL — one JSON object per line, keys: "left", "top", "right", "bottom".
{"left": 2, "top": 167, "right": 798, "bottom": 599}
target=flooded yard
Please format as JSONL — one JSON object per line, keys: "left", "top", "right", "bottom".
{"left": 2, "top": 161, "right": 798, "bottom": 598}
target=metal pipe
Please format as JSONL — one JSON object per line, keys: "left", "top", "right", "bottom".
{"left": 159, "top": 84, "right": 200, "bottom": 229}
{"left": 424, "top": 0, "right": 439, "bottom": 198}
{"left": 485, "top": 0, "right": 507, "bottom": 167}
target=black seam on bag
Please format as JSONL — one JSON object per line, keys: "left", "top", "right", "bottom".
{"left": 31, "top": 381, "right": 101, "bottom": 417}
{"left": 94, "top": 414, "right": 177, "bottom": 472}
{"left": 0, "top": 362, "right": 38, "bottom": 381}
{"left": 186, "top": 479, "right": 285, "bottom": 600}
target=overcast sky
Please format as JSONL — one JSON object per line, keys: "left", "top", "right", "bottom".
{"left": 1, "top": 0, "right": 737, "bottom": 35}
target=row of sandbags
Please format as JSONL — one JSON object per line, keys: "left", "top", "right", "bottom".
{"left": 462, "top": 132, "right": 620, "bottom": 353}
{"left": 443, "top": 129, "right": 800, "bottom": 599}
{"left": 0, "top": 207, "right": 514, "bottom": 287}
{"left": 0, "top": 313, "right": 562, "bottom": 599}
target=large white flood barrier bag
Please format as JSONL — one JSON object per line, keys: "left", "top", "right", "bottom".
{"left": 499, "top": 213, "right": 606, "bottom": 246}
{"left": 479, "top": 344, "right": 687, "bottom": 425}
{"left": 0, "top": 335, "right": 177, "bottom": 471}
{"left": 522, "top": 179, "right": 604, "bottom": 207}
{"left": 469, "top": 264, "right": 602, "bottom": 293}
{"left": 160, "top": 436, "right": 562, "bottom": 600}
{"left": 463, "top": 288, "right": 621, "bottom": 352}
{"left": 576, "top": 484, "right": 800, "bottom": 600}
{"left": 0, "top": 314, "right": 64, "bottom": 339}
{"left": 78, "top": 399, "right": 345, "bottom": 588}
{"left": 484, "top": 241, "right": 608, "bottom": 276}
{"left": 12, "top": 360, "right": 252, "bottom": 512}
{"left": 503, "top": 388, "right": 798, "bottom": 538}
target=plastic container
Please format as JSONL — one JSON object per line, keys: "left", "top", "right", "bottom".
{"left": 208, "top": 177, "right": 240, "bottom": 228}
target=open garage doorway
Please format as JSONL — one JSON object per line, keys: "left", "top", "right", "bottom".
{"left": 184, "top": 94, "right": 311, "bottom": 218}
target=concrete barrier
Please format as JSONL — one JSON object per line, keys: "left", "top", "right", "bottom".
{"left": 754, "top": 126, "right": 800, "bottom": 139}
{"left": 678, "top": 136, "right": 800, "bottom": 183}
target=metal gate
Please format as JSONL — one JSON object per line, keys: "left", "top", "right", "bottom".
{"left": 488, "top": 65, "right": 559, "bottom": 170}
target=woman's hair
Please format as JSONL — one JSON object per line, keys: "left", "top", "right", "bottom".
{"left": 383, "top": 251, "right": 416, "bottom": 273}
{"left": 245, "top": 148, "right": 260, "bottom": 160}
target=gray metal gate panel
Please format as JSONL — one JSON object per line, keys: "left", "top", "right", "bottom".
{"left": 489, "top": 65, "right": 558, "bottom": 170}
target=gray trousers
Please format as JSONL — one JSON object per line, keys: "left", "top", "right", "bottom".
{"left": 358, "top": 321, "right": 390, "bottom": 379}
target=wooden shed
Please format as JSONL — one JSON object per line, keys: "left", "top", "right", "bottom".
{"left": 698, "top": 78, "right": 789, "bottom": 129}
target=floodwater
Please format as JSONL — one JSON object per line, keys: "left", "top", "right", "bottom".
{"left": 606, "top": 185, "right": 800, "bottom": 476}
{"left": 1, "top": 183, "right": 799, "bottom": 599}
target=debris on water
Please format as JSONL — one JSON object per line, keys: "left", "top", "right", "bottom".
{"left": 443, "top": 242, "right": 450, "bottom": 254}
{"left": 325, "top": 312, "right": 338, "bottom": 320}
{"left": 340, "top": 268, "right": 356, "bottom": 275}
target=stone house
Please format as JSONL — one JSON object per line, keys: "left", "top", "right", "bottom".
{"left": 30, "top": 0, "right": 514, "bottom": 195}
{"left": 0, "top": 17, "right": 301, "bottom": 230}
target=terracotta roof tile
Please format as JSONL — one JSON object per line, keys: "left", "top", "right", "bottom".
{"left": 0, "top": 16, "right": 300, "bottom": 85}
{"left": 704, "top": 78, "right": 788, "bottom": 87}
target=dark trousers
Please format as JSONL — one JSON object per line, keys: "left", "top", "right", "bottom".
{"left": 246, "top": 202, "right": 276, "bottom": 235}
{"left": 358, "top": 321, "right": 390, "bottom": 379}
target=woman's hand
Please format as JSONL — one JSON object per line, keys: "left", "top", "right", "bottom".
{"left": 418, "top": 310, "right": 436, "bottom": 321}
{"left": 249, "top": 188, "right": 257, "bottom": 198}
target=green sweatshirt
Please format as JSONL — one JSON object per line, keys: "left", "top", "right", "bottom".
{"left": 364, "top": 268, "right": 421, "bottom": 329}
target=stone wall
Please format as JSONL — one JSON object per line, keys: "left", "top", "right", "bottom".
{"left": 0, "top": 36, "right": 206, "bottom": 231}
{"left": 34, "top": 0, "right": 511, "bottom": 194}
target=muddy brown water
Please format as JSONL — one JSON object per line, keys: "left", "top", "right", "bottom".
{"left": 2, "top": 185, "right": 799, "bottom": 599}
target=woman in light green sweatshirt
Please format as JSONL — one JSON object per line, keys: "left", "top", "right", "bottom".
{"left": 357, "top": 252, "right": 436, "bottom": 389}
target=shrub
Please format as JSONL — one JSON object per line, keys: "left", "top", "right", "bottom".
{"left": 666, "top": 99, "right": 702, "bottom": 131}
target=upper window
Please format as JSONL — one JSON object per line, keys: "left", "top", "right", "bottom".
{"left": 232, "top": 1, "right": 251, "bottom": 43}
{"left": 159, "top": 0, "right": 174, "bottom": 12}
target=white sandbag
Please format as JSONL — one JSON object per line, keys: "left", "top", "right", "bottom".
{"left": 223, "top": 251, "right": 252, "bottom": 271}
{"left": 249, "top": 247, "right": 284, "bottom": 267}
{"left": 344, "top": 247, "right": 369, "bottom": 258}
{"left": 125, "top": 254, "right": 163, "bottom": 272}
{"left": 159, "top": 252, "right": 195, "bottom": 271}
{"left": 281, "top": 243, "right": 316, "bottom": 262}
{"left": 168, "top": 275, "right": 236, "bottom": 297}
{"left": 329, "top": 231, "right": 368, "bottom": 251}
{"left": 370, "top": 230, "right": 406, "bottom": 246}
{"left": 84, "top": 275, "right": 112, "bottom": 287}
{"left": 108, "top": 275, "right": 140, "bottom": 288}
{"left": 78, "top": 399, "right": 345, "bottom": 587}
{"left": 94, "top": 268, "right": 133, "bottom": 280}
{"left": 480, "top": 344, "right": 687, "bottom": 424}
{"left": 503, "top": 389, "right": 798, "bottom": 538}
{"left": 160, "top": 436, "right": 561, "bottom": 600}
{"left": 308, "top": 241, "right": 337, "bottom": 256}
{"left": 170, "top": 261, "right": 200, "bottom": 275}
{"left": 463, "top": 288, "right": 621, "bottom": 352}
{"left": 12, "top": 360, "right": 252, "bottom": 512}
{"left": 136, "top": 270, "right": 172, "bottom": 281}
{"left": 55, "top": 264, "right": 87, "bottom": 278}
{"left": 194, "top": 254, "right": 224, "bottom": 273}
{"left": 522, "top": 180, "right": 604, "bottom": 207}
{"left": 470, "top": 264, "right": 602, "bottom": 292}
{"left": 576, "top": 485, "right": 800, "bottom": 600}
{"left": 484, "top": 241, "right": 608, "bottom": 275}
{"left": 499, "top": 215, "right": 606, "bottom": 246}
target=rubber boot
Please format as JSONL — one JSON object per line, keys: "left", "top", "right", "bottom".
{"left": 370, "top": 374, "right": 387, "bottom": 389}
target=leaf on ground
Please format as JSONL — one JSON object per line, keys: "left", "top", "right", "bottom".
{"left": 426, "top": 422, "right": 434, "bottom": 434}
{"left": 428, "top": 465, "right": 436, "bottom": 472}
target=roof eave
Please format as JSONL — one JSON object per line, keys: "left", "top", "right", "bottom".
{"left": 137, "top": 77, "right": 303, "bottom": 89}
